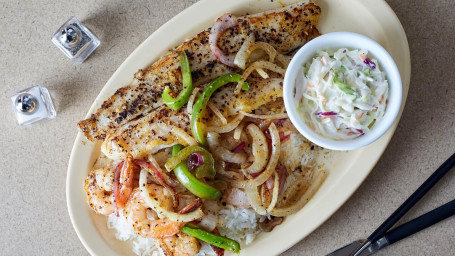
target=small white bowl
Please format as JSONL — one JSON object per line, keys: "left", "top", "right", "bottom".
{"left": 283, "top": 32, "right": 402, "bottom": 150}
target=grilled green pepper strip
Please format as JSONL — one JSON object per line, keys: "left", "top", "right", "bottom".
{"left": 191, "top": 73, "right": 247, "bottom": 145}
{"left": 333, "top": 76, "right": 356, "bottom": 95}
{"left": 165, "top": 145, "right": 215, "bottom": 178}
{"left": 194, "top": 160, "right": 215, "bottom": 178}
{"left": 162, "top": 51, "right": 192, "bottom": 109}
{"left": 241, "top": 81, "right": 249, "bottom": 91}
{"left": 181, "top": 223, "right": 241, "bottom": 254}
{"left": 171, "top": 145, "right": 221, "bottom": 200}
{"left": 172, "top": 144, "right": 184, "bottom": 156}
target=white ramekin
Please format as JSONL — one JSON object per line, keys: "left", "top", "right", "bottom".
{"left": 283, "top": 32, "right": 402, "bottom": 150}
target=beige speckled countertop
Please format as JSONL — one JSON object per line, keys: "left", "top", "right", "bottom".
{"left": 1, "top": 0, "right": 454, "bottom": 255}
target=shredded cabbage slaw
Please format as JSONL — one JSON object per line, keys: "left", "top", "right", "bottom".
{"left": 294, "top": 48, "right": 389, "bottom": 140}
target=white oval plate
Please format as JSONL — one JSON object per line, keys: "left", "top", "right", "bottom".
{"left": 66, "top": 0, "right": 410, "bottom": 255}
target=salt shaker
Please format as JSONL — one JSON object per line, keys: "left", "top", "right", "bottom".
{"left": 51, "top": 17, "right": 100, "bottom": 64}
{"left": 10, "top": 85, "right": 56, "bottom": 126}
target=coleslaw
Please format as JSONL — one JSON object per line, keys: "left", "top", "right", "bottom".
{"left": 294, "top": 48, "right": 389, "bottom": 140}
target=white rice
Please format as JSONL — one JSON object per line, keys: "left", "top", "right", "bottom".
{"left": 107, "top": 205, "right": 261, "bottom": 255}
{"left": 195, "top": 243, "right": 217, "bottom": 256}
{"left": 107, "top": 212, "right": 161, "bottom": 256}
{"left": 218, "top": 206, "right": 261, "bottom": 245}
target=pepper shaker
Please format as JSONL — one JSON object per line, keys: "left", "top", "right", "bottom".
{"left": 52, "top": 17, "right": 100, "bottom": 64}
{"left": 10, "top": 85, "right": 56, "bottom": 126}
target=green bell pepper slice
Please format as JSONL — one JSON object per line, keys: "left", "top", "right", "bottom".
{"left": 241, "top": 81, "right": 249, "bottom": 91}
{"left": 181, "top": 223, "right": 241, "bottom": 253}
{"left": 191, "top": 73, "right": 247, "bottom": 145}
{"left": 171, "top": 143, "right": 184, "bottom": 156}
{"left": 333, "top": 76, "right": 356, "bottom": 95}
{"left": 162, "top": 51, "right": 193, "bottom": 110}
{"left": 165, "top": 145, "right": 215, "bottom": 178}
{"left": 171, "top": 145, "right": 221, "bottom": 200}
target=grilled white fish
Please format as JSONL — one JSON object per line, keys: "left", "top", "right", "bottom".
{"left": 101, "top": 77, "right": 283, "bottom": 160}
{"left": 78, "top": 2, "right": 321, "bottom": 141}
{"left": 209, "top": 77, "right": 284, "bottom": 117}
{"left": 101, "top": 106, "right": 195, "bottom": 160}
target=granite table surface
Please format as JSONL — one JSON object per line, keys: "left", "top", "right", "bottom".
{"left": 1, "top": 0, "right": 454, "bottom": 255}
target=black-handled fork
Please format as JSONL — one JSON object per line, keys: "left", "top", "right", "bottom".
{"left": 327, "top": 152, "right": 455, "bottom": 256}
{"left": 358, "top": 198, "right": 455, "bottom": 255}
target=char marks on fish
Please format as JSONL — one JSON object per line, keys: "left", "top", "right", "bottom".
{"left": 78, "top": 2, "right": 321, "bottom": 141}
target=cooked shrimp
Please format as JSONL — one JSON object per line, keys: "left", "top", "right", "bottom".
{"left": 157, "top": 233, "right": 201, "bottom": 256}
{"left": 145, "top": 182, "right": 175, "bottom": 211}
{"left": 115, "top": 154, "right": 139, "bottom": 211}
{"left": 84, "top": 167, "right": 115, "bottom": 215}
{"left": 123, "top": 188, "right": 184, "bottom": 239}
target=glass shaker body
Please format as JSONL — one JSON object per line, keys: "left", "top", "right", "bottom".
{"left": 52, "top": 17, "right": 100, "bottom": 64}
{"left": 10, "top": 85, "right": 56, "bottom": 126}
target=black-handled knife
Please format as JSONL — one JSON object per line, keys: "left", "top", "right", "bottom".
{"left": 327, "top": 152, "right": 455, "bottom": 256}
{"left": 359, "top": 198, "right": 455, "bottom": 255}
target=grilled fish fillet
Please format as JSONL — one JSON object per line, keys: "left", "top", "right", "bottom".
{"left": 209, "top": 77, "right": 284, "bottom": 117}
{"left": 102, "top": 77, "right": 282, "bottom": 160}
{"left": 101, "top": 106, "right": 195, "bottom": 160}
{"left": 78, "top": 2, "right": 321, "bottom": 141}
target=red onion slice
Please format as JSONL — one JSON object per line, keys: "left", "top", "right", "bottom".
{"left": 347, "top": 127, "right": 365, "bottom": 136}
{"left": 272, "top": 118, "right": 287, "bottom": 127}
{"left": 188, "top": 152, "right": 204, "bottom": 169}
{"left": 265, "top": 176, "right": 274, "bottom": 190}
{"left": 134, "top": 158, "right": 179, "bottom": 209}
{"left": 280, "top": 134, "right": 290, "bottom": 143}
{"left": 209, "top": 14, "right": 237, "bottom": 67}
{"left": 178, "top": 198, "right": 203, "bottom": 214}
{"left": 265, "top": 165, "right": 287, "bottom": 192}
{"left": 231, "top": 141, "right": 246, "bottom": 153}
{"left": 276, "top": 165, "right": 288, "bottom": 193}
{"left": 250, "top": 172, "right": 261, "bottom": 178}
{"left": 316, "top": 111, "right": 338, "bottom": 117}
{"left": 353, "top": 128, "right": 365, "bottom": 135}
{"left": 134, "top": 159, "right": 167, "bottom": 185}
{"left": 364, "top": 57, "right": 376, "bottom": 69}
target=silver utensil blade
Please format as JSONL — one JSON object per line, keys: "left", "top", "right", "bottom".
{"left": 326, "top": 240, "right": 364, "bottom": 256}
{"left": 326, "top": 237, "right": 390, "bottom": 256}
